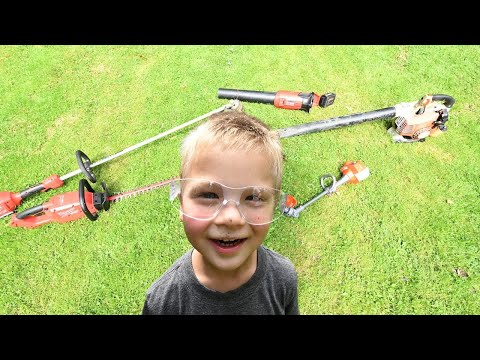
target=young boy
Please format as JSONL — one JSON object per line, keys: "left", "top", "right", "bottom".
{"left": 142, "top": 111, "right": 299, "bottom": 315}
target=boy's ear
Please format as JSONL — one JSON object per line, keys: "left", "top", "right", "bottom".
{"left": 179, "top": 200, "right": 184, "bottom": 222}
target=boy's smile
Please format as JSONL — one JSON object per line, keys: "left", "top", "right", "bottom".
{"left": 181, "top": 143, "right": 275, "bottom": 289}
{"left": 210, "top": 237, "right": 248, "bottom": 253}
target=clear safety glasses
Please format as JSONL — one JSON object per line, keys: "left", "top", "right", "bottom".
{"left": 169, "top": 178, "right": 287, "bottom": 225}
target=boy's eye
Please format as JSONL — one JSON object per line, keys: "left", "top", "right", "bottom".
{"left": 245, "top": 194, "right": 262, "bottom": 202}
{"left": 199, "top": 192, "right": 219, "bottom": 199}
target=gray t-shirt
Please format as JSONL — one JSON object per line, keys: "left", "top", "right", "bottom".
{"left": 142, "top": 245, "right": 299, "bottom": 315}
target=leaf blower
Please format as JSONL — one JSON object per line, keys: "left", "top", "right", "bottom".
{"left": 277, "top": 94, "right": 455, "bottom": 142}
{"left": 218, "top": 88, "right": 336, "bottom": 112}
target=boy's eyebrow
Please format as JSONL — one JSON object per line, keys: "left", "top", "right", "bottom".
{"left": 186, "top": 179, "right": 279, "bottom": 192}
{"left": 183, "top": 178, "right": 272, "bottom": 188}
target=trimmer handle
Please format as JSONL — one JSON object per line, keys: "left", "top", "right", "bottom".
{"left": 15, "top": 205, "right": 45, "bottom": 220}
{"left": 19, "top": 175, "right": 64, "bottom": 199}
{"left": 79, "top": 179, "right": 99, "bottom": 221}
{"left": 79, "top": 179, "right": 110, "bottom": 222}
{"left": 10, "top": 179, "right": 109, "bottom": 228}
{"left": 76, "top": 150, "right": 97, "bottom": 183}
{"left": 0, "top": 174, "right": 65, "bottom": 219}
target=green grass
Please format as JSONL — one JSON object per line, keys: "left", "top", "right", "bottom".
{"left": 0, "top": 45, "right": 479, "bottom": 314}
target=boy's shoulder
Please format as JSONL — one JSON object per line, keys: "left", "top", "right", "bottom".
{"left": 146, "top": 249, "right": 192, "bottom": 296}
{"left": 260, "top": 245, "right": 297, "bottom": 279}
{"left": 261, "top": 245, "right": 295, "bottom": 266}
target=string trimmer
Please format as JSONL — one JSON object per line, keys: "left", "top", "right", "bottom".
{"left": 277, "top": 94, "right": 455, "bottom": 142}
{"left": 0, "top": 100, "right": 241, "bottom": 220}
{"left": 10, "top": 177, "right": 176, "bottom": 228}
{"left": 282, "top": 161, "right": 370, "bottom": 218}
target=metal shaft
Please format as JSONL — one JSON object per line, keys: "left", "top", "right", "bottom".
{"left": 294, "top": 174, "right": 351, "bottom": 216}
{"left": 60, "top": 101, "right": 237, "bottom": 181}
{"left": 294, "top": 188, "right": 330, "bottom": 216}
{"left": 285, "top": 172, "right": 353, "bottom": 218}
{"left": 277, "top": 107, "right": 396, "bottom": 139}
{"left": 218, "top": 88, "right": 276, "bottom": 104}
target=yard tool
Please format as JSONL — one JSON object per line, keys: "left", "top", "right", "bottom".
{"left": 0, "top": 100, "right": 241, "bottom": 220}
{"left": 282, "top": 161, "right": 369, "bottom": 218}
{"left": 10, "top": 177, "right": 176, "bottom": 229}
{"left": 218, "top": 88, "right": 336, "bottom": 112}
{"left": 277, "top": 94, "right": 455, "bottom": 142}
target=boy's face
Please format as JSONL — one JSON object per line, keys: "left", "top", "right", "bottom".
{"left": 181, "top": 144, "right": 276, "bottom": 273}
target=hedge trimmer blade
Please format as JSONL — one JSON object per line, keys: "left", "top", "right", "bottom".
{"left": 0, "top": 211, "right": 14, "bottom": 219}
{"left": 108, "top": 178, "right": 176, "bottom": 203}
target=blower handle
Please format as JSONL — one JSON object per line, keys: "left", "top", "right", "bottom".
{"left": 431, "top": 94, "right": 455, "bottom": 108}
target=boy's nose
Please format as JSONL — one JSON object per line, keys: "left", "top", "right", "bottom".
{"left": 213, "top": 200, "right": 246, "bottom": 225}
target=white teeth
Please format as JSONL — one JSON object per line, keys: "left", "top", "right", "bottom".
{"left": 216, "top": 238, "right": 246, "bottom": 247}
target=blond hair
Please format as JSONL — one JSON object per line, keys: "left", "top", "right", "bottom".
{"left": 181, "top": 112, "right": 283, "bottom": 189}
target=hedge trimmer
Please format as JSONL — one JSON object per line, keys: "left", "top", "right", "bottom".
{"left": 0, "top": 100, "right": 241, "bottom": 219}
{"left": 10, "top": 177, "right": 176, "bottom": 228}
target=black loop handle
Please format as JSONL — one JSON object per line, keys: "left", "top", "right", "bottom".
{"left": 431, "top": 94, "right": 455, "bottom": 108}
{"left": 79, "top": 179, "right": 98, "bottom": 221}
{"left": 76, "top": 150, "right": 97, "bottom": 183}
{"left": 15, "top": 204, "right": 45, "bottom": 220}
{"left": 100, "top": 181, "right": 110, "bottom": 211}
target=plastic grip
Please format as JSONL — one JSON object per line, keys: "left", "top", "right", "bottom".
{"left": 15, "top": 204, "right": 44, "bottom": 220}
{"left": 432, "top": 94, "right": 455, "bottom": 108}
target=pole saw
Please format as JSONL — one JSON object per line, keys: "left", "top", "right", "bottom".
{"left": 10, "top": 177, "right": 176, "bottom": 229}
{"left": 0, "top": 100, "right": 241, "bottom": 220}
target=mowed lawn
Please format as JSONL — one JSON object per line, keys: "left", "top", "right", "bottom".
{"left": 0, "top": 45, "right": 478, "bottom": 314}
